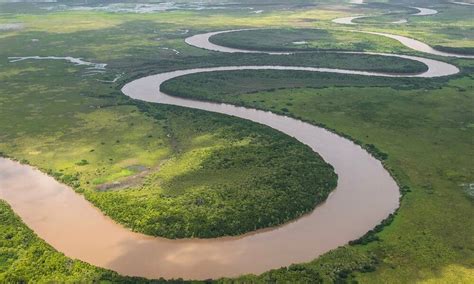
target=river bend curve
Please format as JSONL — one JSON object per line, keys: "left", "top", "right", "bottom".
{"left": 0, "top": 27, "right": 465, "bottom": 280}
{"left": 332, "top": 6, "right": 437, "bottom": 25}
{"left": 190, "top": 29, "right": 473, "bottom": 60}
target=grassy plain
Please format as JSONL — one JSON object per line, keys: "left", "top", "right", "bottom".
{"left": 0, "top": 0, "right": 473, "bottom": 282}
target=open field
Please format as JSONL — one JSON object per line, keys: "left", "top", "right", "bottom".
{"left": 0, "top": 0, "right": 473, "bottom": 282}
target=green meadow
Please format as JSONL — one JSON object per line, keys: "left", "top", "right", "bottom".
{"left": 0, "top": 0, "right": 473, "bottom": 283}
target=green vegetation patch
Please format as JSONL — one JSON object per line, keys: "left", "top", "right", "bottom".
{"left": 82, "top": 105, "right": 337, "bottom": 238}
{"left": 209, "top": 28, "right": 409, "bottom": 53}
{"left": 161, "top": 69, "right": 442, "bottom": 105}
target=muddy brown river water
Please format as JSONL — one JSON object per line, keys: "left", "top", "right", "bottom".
{"left": 0, "top": 28, "right": 467, "bottom": 280}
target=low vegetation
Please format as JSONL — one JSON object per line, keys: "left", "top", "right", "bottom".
{"left": 82, "top": 104, "right": 337, "bottom": 238}
{"left": 161, "top": 69, "right": 444, "bottom": 104}
{"left": 209, "top": 28, "right": 409, "bottom": 53}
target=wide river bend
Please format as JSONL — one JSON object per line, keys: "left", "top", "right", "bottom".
{"left": 0, "top": 28, "right": 467, "bottom": 280}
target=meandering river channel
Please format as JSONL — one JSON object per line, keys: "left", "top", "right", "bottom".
{"left": 0, "top": 27, "right": 468, "bottom": 280}
{"left": 332, "top": 6, "right": 438, "bottom": 26}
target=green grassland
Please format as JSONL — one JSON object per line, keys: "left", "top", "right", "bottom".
{"left": 0, "top": 0, "right": 473, "bottom": 282}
